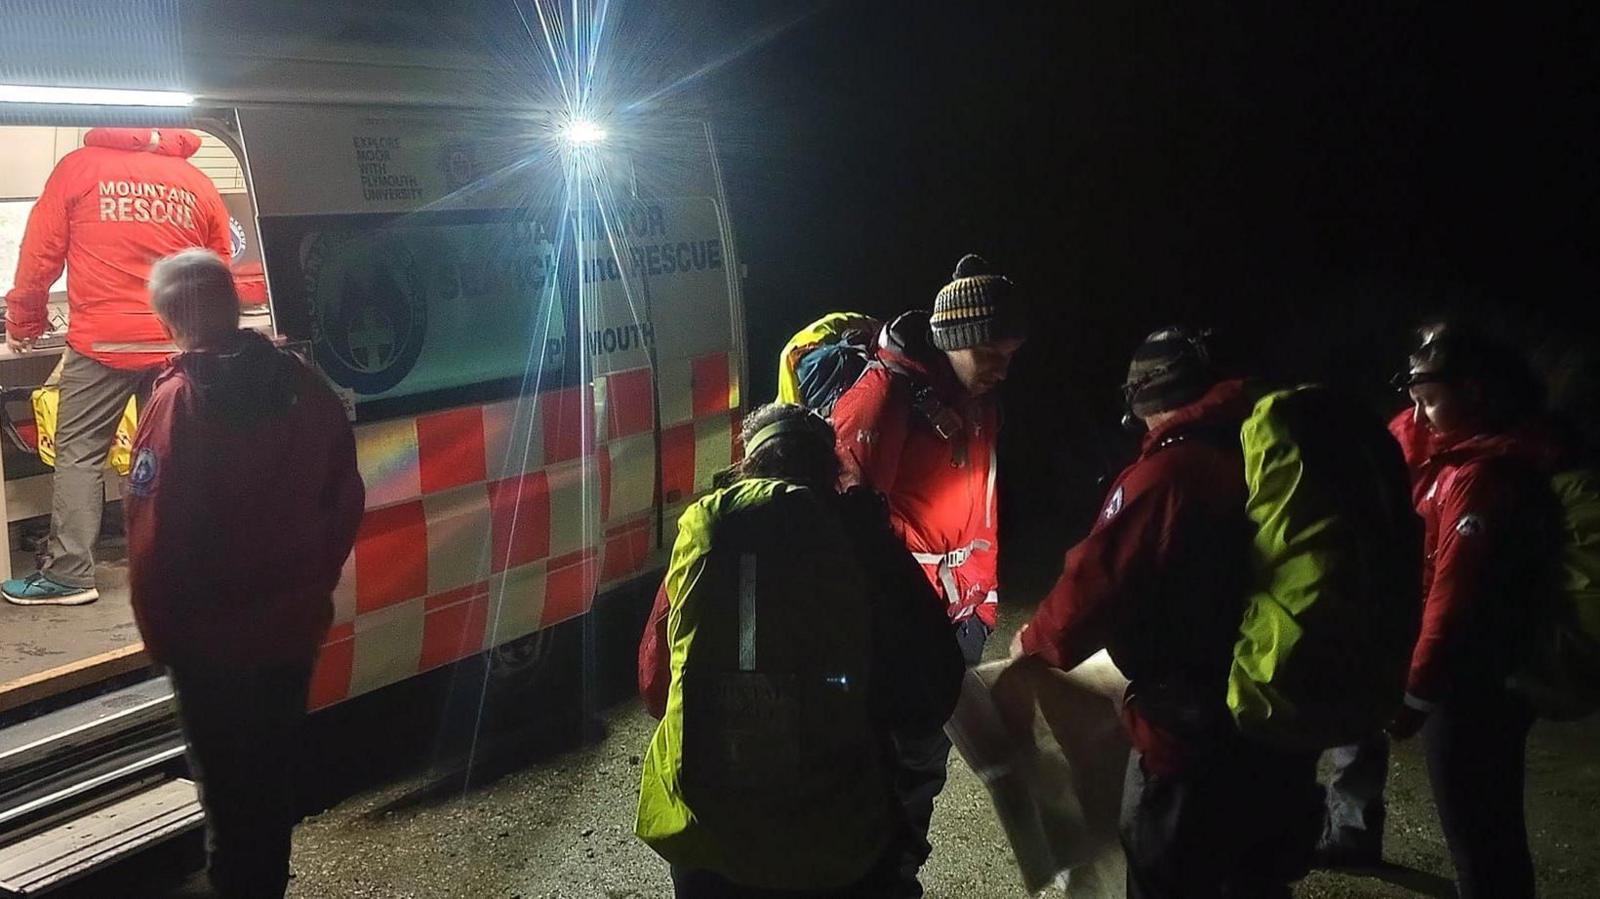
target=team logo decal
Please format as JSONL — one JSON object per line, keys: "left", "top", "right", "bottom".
{"left": 1455, "top": 513, "right": 1485, "bottom": 537}
{"left": 1103, "top": 485, "right": 1125, "bottom": 521}
{"left": 228, "top": 216, "right": 247, "bottom": 261}
{"left": 304, "top": 233, "right": 427, "bottom": 395}
{"left": 128, "top": 448, "right": 158, "bottom": 497}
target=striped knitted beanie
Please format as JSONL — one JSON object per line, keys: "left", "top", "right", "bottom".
{"left": 1123, "top": 326, "right": 1217, "bottom": 417}
{"left": 931, "top": 254, "right": 1023, "bottom": 351}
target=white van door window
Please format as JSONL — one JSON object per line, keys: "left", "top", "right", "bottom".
{"left": 300, "top": 220, "right": 565, "bottom": 401}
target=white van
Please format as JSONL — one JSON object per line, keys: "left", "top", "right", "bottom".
{"left": 0, "top": 19, "right": 744, "bottom": 894}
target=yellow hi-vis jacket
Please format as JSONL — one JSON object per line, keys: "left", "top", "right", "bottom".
{"left": 635, "top": 478, "right": 892, "bottom": 890}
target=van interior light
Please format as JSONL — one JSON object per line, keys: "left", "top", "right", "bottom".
{"left": 562, "top": 120, "right": 608, "bottom": 145}
{"left": 0, "top": 85, "right": 194, "bottom": 107}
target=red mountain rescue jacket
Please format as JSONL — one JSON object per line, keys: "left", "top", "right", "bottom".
{"left": 830, "top": 312, "right": 1002, "bottom": 627}
{"left": 126, "top": 331, "right": 365, "bottom": 667}
{"left": 1390, "top": 408, "right": 1435, "bottom": 506}
{"left": 1390, "top": 407, "right": 1432, "bottom": 470}
{"left": 5, "top": 128, "right": 232, "bottom": 370}
{"left": 1020, "top": 379, "right": 1256, "bottom": 774}
{"left": 1405, "top": 422, "right": 1567, "bottom": 711}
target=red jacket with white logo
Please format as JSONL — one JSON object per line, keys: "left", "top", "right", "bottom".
{"left": 830, "top": 312, "right": 1002, "bottom": 627}
{"left": 1405, "top": 422, "right": 1567, "bottom": 710}
{"left": 125, "top": 331, "right": 365, "bottom": 668}
{"left": 5, "top": 128, "right": 232, "bottom": 369}
{"left": 1020, "top": 379, "right": 1256, "bottom": 773}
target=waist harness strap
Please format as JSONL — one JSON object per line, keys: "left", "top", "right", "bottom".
{"left": 912, "top": 539, "right": 993, "bottom": 608}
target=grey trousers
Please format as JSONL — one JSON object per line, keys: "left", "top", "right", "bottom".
{"left": 1321, "top": 732, "right": 1390, "bottom": 852}
{"left": 42, "top": 349, "right": 155, "bottom": 587}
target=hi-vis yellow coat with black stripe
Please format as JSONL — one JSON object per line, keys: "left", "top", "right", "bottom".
{"left": 635, "top": 479, "right": 890, "bottom": 890}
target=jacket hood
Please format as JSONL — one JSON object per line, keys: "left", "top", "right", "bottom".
{"left": 1388, "top": 408, "right": 1433, "bottom": 469}
{"left": 1141, "top": 378, "right": 1253, "bottom": 454}
{"left": 1428, "top": 416, "right": 1572, "bottom": 474}
{"left": 878, "top": 311, "right": 961, "bottom": 399}
{"left": 172, "top": 330, "right": 298, "bottom": 422}
{"left": 84, "top": 128, "right": 202, "bottom": 159}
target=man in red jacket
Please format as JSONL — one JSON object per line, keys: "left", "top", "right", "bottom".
{"left": 126, "top": 249, "right": 364, "bottom": 899}
{"left": 1015, "top": 328, "right": 1320, "bottom": 899}
{"left": 4, "top": 128, "right": 233, "bottom": 605}
{"left": 1389, "top": 331, "right": 1563, "bottom": 899}
{"left": 828, "top": 253, "right": 1025, "bottom": 894}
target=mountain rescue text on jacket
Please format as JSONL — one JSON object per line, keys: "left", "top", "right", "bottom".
{"left": 4, "top": 128, "right": 233, "bottom": 370}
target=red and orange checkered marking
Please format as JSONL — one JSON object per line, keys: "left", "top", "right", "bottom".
{"left": 308, "top": 350, "right": 740, "bottom": 710}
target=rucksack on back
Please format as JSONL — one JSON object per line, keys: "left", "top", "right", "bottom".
{"left": 777, "top": 312, "right": 964, "bottom": 449}
{"left": 777, "top": 313, "right": 881, "bottom": 416}
{"left": 1228, "top": 386, "right": 1423, "bottom": 751}
{"left": 1509, "top": 467, "right": 1600, "bottom": 719}
{"left": 636, "top": 479, "right": 891, "bottom": 890}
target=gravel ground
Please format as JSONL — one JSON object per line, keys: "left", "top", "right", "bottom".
{"left": 119, "top": 604, "right": 1598, "bottom": 899}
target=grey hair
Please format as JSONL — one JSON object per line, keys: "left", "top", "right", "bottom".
{"left": 148, "top": 248, "right": 239, "bottom": 346}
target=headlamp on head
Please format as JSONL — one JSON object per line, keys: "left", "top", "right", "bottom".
{"left": 1390, "top": 369, "right": 1453, "bottom": 392}
{"left": 743, "top": 410, "right": 834, "bottom": 459}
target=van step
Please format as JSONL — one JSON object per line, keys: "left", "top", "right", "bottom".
{"left": 0, "top": 677, "right": 174, "bottom": 780}
{"left": 0, "top": 777, "right": 202, "bottom": 896}
{"left": 0, "top": 732, "right": 187, "bottom": 835}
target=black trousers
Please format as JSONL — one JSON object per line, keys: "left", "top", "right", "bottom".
{"left": 671, "top": 847, "right": 904, "bottom": 899}
{"left": 887, "top": 616, "right": 989, "bottom": 896}
{"left": 1121, "top": 739, "right": 1322, "bottom": 899}
{"left": 1423, "top": 691, "right": 1536, "bottom": 899}
{"left": 169, "top": 662, "right": 315, "bottom": 899}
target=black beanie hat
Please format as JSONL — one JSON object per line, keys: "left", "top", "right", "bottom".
{"left": 931, "top": 254, "right": 1024, "bottom": 351}
{"left": 1123, "top": 326, "right": 1219, "bottom": 418}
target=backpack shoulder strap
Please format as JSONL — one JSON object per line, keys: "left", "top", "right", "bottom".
{"left": 874, "top": 357, "right": 962, "bottom": 442}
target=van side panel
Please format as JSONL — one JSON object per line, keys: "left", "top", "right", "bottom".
{"left": 237, "top": 107, "right": 740, "bottom": 709}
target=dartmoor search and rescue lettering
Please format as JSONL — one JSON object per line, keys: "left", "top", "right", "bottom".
{"left": 580, "top": 239, "right": 724, "bottom": 283}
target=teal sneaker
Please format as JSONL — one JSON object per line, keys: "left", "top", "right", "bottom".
{"left": 2, "top": 572, "right": 98, "bottom": 606}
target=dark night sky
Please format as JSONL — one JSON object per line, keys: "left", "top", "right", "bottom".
{"left": 710, "top": 3, "right": 1597, "bottom": 372}
{"left": 695, "top": 3, "right": 1598, "bottom": 593}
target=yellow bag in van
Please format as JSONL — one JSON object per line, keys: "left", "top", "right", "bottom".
{"left": 30, "top": 387, "right": 138, "bottom": 477}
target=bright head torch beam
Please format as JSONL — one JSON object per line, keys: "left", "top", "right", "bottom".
{"left": 561, "top": 119, "right": 608, "bottom": 145}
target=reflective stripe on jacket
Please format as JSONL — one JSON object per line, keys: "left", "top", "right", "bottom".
{"left": 636, "top": 481, "right": 961, "bottom": 889}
